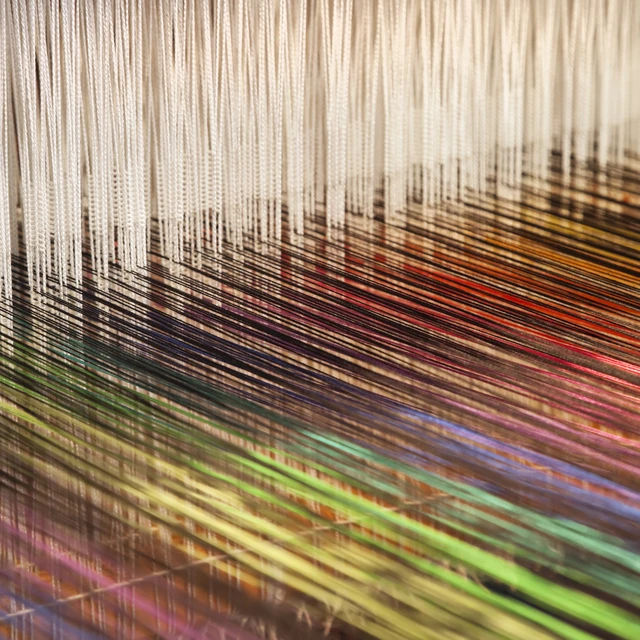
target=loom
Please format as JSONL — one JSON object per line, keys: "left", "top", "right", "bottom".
{"left": 1, "top": 1, "right": 640, "bottom": 638}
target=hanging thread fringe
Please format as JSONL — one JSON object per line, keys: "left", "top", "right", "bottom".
{"left": 0, "top": 0, "right": 639, "bottom": 296}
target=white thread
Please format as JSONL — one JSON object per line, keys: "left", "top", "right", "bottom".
{"left": 0, "top": 0, "right": 638, "bottom": 297}
{"left": 0, "top": 0, "right": 11, "bottom": 299}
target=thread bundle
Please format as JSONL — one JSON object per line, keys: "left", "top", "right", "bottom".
{"left": 1, "top": 0, "right": 639, "bottom": 297}
{"left": 1, "top": 3, "right": 640, "bottom": 637}
{"left": 1, "top": 168, "right": 640, "bottom": 638}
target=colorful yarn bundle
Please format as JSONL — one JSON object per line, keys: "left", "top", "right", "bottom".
{"left": 1, "top": 162, "right": 640, "bottom": 639}
{"left": 1, "top": 1, "right": 640, "bottom": 639}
